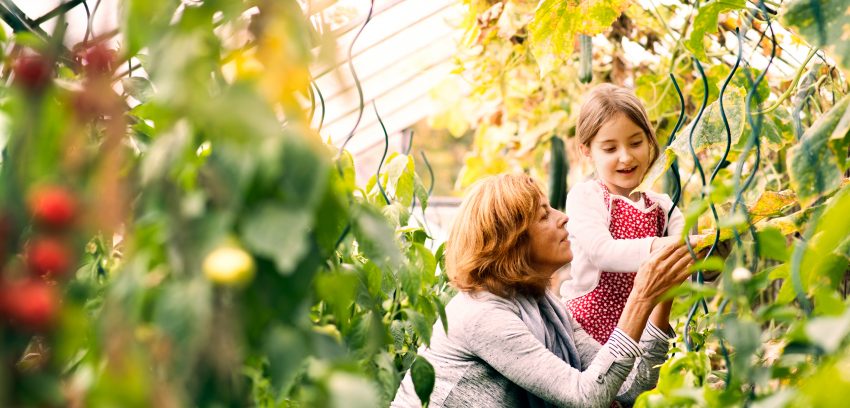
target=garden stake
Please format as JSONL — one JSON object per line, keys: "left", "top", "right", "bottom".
{"left": 339, "top": 0, "right": 375, "bottom": 155}
{"left": 373, "top": 101, "right": 391, "bottom": 206}
{"left": 684, "top": 57, "right": 710, "bottom": 352}
{"left": 314, "top": 81, "right": 326, "bottom": 134}
{"left": 663, "top": 73, "right": 685, "bottom": 235}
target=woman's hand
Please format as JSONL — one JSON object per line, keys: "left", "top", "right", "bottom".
{"left": 616, "top": 243, "right": 694, "bottom": 341}
{"left": 631, "top": 243, "right": 694, "bottom": 304}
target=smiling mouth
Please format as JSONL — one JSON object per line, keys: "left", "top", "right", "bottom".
{"left": 616, "top": 166, "right": 637, "bottom": 174}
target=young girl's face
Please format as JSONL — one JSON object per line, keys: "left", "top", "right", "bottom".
{"left": 581, "top": 113, "right": 652, "bottom": 199}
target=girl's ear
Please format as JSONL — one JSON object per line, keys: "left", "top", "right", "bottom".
{"left": 578, "top": 143, "right": 591, "bottom": 159}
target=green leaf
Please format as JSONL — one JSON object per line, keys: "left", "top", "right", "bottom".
{"left": 410, "top": 356, "right": 436, "bottom": 404}
{"left": 336, "top": 150, "right": 357, "bottom": 194}
{"left": 124, "top": 0, "right": 181, "bottom": 55}
{"left": 240, "top": 204, "right": 312, "bottom": 275}
{"left": 782, "top": 0, "right": 850, "bottom": 71}
{"left": 390, "top": 320, "right": 406, "bottom": 351}
{"left": 688, "top": 256, "right": 725, "bottom": 272}
{"left": 153, "top": 279, "right": 211, "bottom": 379}
{"left": 829, "top": 97, "right": 850, "bottom": 170}
{"left": 121, "top": 77, "right": 154, "bottom": 102}
{"left": 353, "top": 206, "right": 403, "bottom": 270}
{"left": 757, "top": 227, "right": 790, "bottom": 262}
{"left": 635, "top": 74, "right": 681, "bottom": 123}
{"left": 140, "top": 121, "right": 191, "bottom": 185}
{"left": 401, "top": 263, "right": 422, "bottom": 304}
{"left": 528, "top": 0, "right": 629, "bottom": 75}
{"left": 673, "top": 85, "right": 747, "bottom": 159}
{"left": 264, "top": 325, "right": 308, "bottom": 394}
{"left": 409, "top": 243, "right": 437, "bottom": 285}
{"left": 328, "top": 372, "right": 380, "bottom": 408}
{"left": 381, "top": 202, "right": 410, "bottom": 227}
{"left": 413, "top": 172, "right": 430, "bottom": 212}
{"left": 800, "top": 184, "right": 850, "bottom": 293}
{"left": 374, "top": 351, "right": 402, "bottom": 404}
{"left": 797, "top": 355, "right": 850, "bottom": 407}
{"left": 805, "top": 309, "right": 850, "bottom": 353}
{"left": 384, "top": 153, "right": 416, "bottom": 207}
{"left": 787, "top": 94, "right": 849, "bottom": 208}
{"left": 406, "top": 309, "right": 433, "bottom": 344}
{"left": 685, "top": 0, "right": 746, "bottom": 61}
{"left": 348, "top": 310, "right": 387, "bottom": 354}
{"left": 315, "top": 268, "right": 358, "bottom": 330}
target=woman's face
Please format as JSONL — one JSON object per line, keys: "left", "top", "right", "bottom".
{"left": 527, "top": 199, "right": 571, "bottom": 275}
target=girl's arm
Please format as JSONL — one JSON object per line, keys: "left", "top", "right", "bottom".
{"left": 650, "top": 204, "right": 689, "bottom": 252}
{"left": 567, "top": 182, "right": 656, "bottom": 272}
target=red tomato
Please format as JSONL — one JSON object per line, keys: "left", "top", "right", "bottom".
{"left": 27, "top": 238, "right": 73, "bottom": 278}
{"left": 28, "top": 186, "right": 78, "bottom": 229}
{"left": 13, "top": 55, "right": 52, "bottom": 92}
{"left": 1, "top": 279, "right": 58, "bottom": 331}
{"left": 82, "top": 44, "right": 116, "bottom": 76}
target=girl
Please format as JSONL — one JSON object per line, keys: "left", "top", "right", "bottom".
{"left": 562, "top": 84, "right": 693, "bottom": 344}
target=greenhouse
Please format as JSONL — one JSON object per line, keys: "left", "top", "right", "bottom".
{"left": 0, "top": 0, "right": 849, "bottom": 406}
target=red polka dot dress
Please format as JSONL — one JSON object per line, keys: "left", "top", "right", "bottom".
{"left": 565, "top": 181, "right": 666, "bottom": 344}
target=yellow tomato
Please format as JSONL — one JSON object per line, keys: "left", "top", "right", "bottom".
{"left": 202, "top": 246, "right": 256, "bottom": 287}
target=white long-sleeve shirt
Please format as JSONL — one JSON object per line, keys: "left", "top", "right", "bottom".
{"left": 560, "top": 179, "right": 685, "bottom": 300}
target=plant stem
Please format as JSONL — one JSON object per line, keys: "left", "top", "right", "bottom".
{"left": 758, "top": 47, "right": 818, "bottom": 114}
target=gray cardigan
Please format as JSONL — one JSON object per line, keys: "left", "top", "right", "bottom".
{"left": 391, "top": 291, "right": 672, "bottom": 408}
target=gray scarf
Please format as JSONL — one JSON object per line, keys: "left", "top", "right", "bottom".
{"left": 515, "top": 291, "right": 582, "bottom": 408}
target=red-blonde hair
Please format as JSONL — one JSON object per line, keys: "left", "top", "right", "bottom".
{"left": 446, "top": 173, "right": 551, "bottom": 298}
{"left": 576, "top": 83, "right": 660, "bottom": 167}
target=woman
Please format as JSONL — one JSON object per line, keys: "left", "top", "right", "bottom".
{"left": 391, "top": 174, "right": 694, "bottom": 408}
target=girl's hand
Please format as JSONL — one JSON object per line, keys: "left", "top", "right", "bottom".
{"left": 631, "top": 243, "right": 694, "bottom": 305}
{"left": 650, "top": 235, "right": 701, "bottom": 253}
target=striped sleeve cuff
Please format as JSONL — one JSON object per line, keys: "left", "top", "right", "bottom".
{"left": 644, "top": 322, "right": 675, "bottom": 342}
{"left": 606, "top": 328, "right": 642, "bottom": 359}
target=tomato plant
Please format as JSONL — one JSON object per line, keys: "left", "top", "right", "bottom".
{"left": 0, "top": 0, "right": 848, "bottom": 407}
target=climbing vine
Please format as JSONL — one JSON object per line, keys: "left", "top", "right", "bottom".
{"left": 434, "top": 0, "right": 850, "bottom": 405}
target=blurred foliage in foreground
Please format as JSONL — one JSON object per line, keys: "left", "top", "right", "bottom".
{"left": 0, "top": 1, "right": 446, "bottom": 406}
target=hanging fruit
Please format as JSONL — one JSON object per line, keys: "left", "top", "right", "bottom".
{"left": 1, "top": 279, "right": 58, "bottom": 331}
{"left": 26, "top": 238, "right": 74, "bottom": 279}
{"left": 578, "top": 34, "right": 592, "bottom": 84}
{"left": 202, "top": 244, "right": 256, "bottom": 287}
{"left": 12, "top": 54, "right": 53, "bottom": 93}
{"left": 28, "top": 186, "right": 78, "bottom": 229}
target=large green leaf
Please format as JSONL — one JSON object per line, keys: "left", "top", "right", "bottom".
{"left": 315, "top": 267, "right": 359, "bottom": 330}
{"left": 153, "top": 279, "right": 211, "bottom": 379}
{"left": 264, "top": 325, "right": 308, "bottom": 395}
{"left": 799, "top": 184, "right": 850, "bottom": 290}
{"left": 686, "top": 0, "right": 746, "bottom": 61}
{"left": 383, "top": 153, "right": 416, "bottom": 207}
{"left": 328, "top": 372, "right": 380, "bottom": 408}
{"left": 352, "top": 206, "right": 403, "bottom": 270}
{"left": 786, "top": 94, "right": 848, "bottom": 208}
{"left": 673, "top": 85, "right": 747, "bottom": 158}
{"left": 124, "top": 0, "right": 181, "bottom": 55}
{"left": 828, "top": 97, "right": 850, "bottom": 170}
{"left": 528, "top": 0, "right": 629, "bottom": 75}
{"left": 240, "top": 204, "right": 312, "bottom": 275}
{"left": 411, "top": 356, "right": 436, "bottom": 404}
{"left": 783, "top": 0, "right": 850, "bottom": 71}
